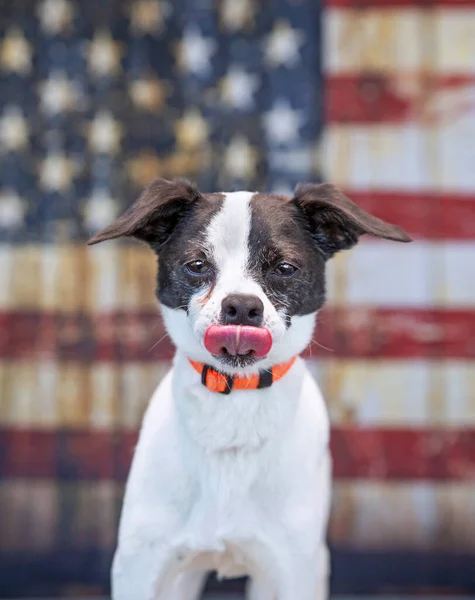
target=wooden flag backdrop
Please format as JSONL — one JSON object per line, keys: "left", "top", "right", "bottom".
{"left": 0, "top": 0, "right": 474, "bottom": 596}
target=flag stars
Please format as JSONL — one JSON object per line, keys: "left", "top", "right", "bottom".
{"left": 263, "top": 100, "right": 304, "bottom": 146}
{"left": 175, "top": 109, "right": 209, "bottom": 150}
{"left": 264, "top": 20, "right": 305, "bottom": 68}
{"left": 88, "top": 111, "right": 123, "bottom": 154}
{"left": 224, "top": 135, "right": 258, "bottom": 179}
{"left": 39, "top": 71, "right": 80, "bottom": 115}
{"left": 177, "top": 27, "right": 216, "bottom": 75}
{"left": 221, "top": 66, "right": 259, "bottom": 110}
{"left": 127, "top": 151, "right": 162, "bottom": 188}
{"left": 0, "top": 107, "right": 29, "bottom": 151}
{"left": 87, "top": 31, "right": 123, "bottom": 77}
{"left": 40, "top": 153, "right": 76, "bottom": 191}
{"left": 38, "top": 0, "right": 74, "bottom": 35}
{"left": 0, "top": 27, "right": 32, "bottom": 74}
{"left": 0, "top": 189, "right": 26, "bottom": 228}
{"left": 84, "top": 189, "right": 119, "bottom": 230}
{"left": 220, "top": 0, "right": 254, "bottom": 31}
{"left": 129, "top": 76, "right": 168, "bottom": 111}
{"left": 129, "top": 0, "right": 172, "bottom": 35}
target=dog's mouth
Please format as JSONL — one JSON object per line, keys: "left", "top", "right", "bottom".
{"left": 204, "top": 325, "right": 272, "bottom": 367}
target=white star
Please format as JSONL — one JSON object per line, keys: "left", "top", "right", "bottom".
{"left": 87, "top": 31, "right": 122, "bottom": 77}
{"left": 39, "top": 71, "right": 80, "bottom": 115}
{"left": 0, "top": 27, "right": 32, "bottom": 74}
{"left": 129, "top": 76, "right": 168, "bottom": 111}
{"left": 175, "top": 108, "right": 209, "bottom": 150}
{"left": 88, "top": 111, "right": 122, "bottom": 154}
{"left": 129, "top": 0, "right": 172, "bottom": 35}
{"left": 224, "top": 135, "right": 258, "bottom": 179}
{"left": 40, "top": 153, "right": 76, "bottom": 191}
{"left": 0, "top": 189, "right": 26, "bottom": 228}
{"left": 178, "top": 27, "right": 216, "bottom": 75}
{"left": 220, "top": 0, "right": 254, "bottom": 31}
{"left": 221, "top": 66, "right": 259, "bottom": 110}
{"left": 84, "top": 189, "right": 118, "bottom": 230}
{"left": 37, "top": 0, "right": 74, "bottom": 34}
{"left": 0, "top": 107, "right": 29, "bottom": 151}
{"left": 264, "top": 20, "right": 304, "bottom": 68}
{"left": 263, "top": 100, "right": 304, "bottom": 146}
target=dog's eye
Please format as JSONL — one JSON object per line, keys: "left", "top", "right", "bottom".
{"left": 185, "top": 259, "right": 210, "bottom": 276}
{"left": 274, "top": 262, "right": 297, "bottom": 277}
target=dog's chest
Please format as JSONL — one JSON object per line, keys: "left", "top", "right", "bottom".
{"left": 175, "top": 372, "right": 297, "bottom": 452}
{"left": 168, "top": 362, "right": 303, "bottom": 573}
{"left": 173, "top": 446, "right": 277, "bottom": 578}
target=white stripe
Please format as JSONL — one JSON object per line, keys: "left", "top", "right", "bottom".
{"left": 326, "top": 240, "right": 475, "bottom": 306}
{"left": 320, "top": 121, "right": 475, "bottom": 193}
{"left": 435, "top": 9, "right": 475, "bottom": 76}
{"left": 0, "top": 481, "right": 59, "bottom": 551}
{"left": 1, "top": 359, "right": 474, "bottom": 428}
{"left": 317, "top": 359, "right": 475, "bottom": 427}
{"left": 0, "top": 480, "right": 117, "bottom": 551}
{"left": 325, "top": 8, "right": 475, "bottom": 76}
{"left": 332, "top": 482, "right": 475, "bottom": 550}
{"left": 88, "top": 244, "right": 120, "bottom": 310}
{"left": 1, "top": 480, "right": 473, "bottom": 551}
{"left": 0, "top": 362, "right": 167, "bottom": 429}
{"left": 0, "top": 246, "right": 13, "bottom": 309}
{"left": 1, "top": 243, "right": 474, "bottom": 309}
{"left": 325, "top": 8, "right": 423, "bottom": 74}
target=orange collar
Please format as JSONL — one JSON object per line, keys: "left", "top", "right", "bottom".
{"left": 189, "top": 357, "right": 297, "bottom": 395}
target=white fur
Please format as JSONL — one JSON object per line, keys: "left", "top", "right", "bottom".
{"left": 112, "top": 192, "right": 332, "bottom": 599}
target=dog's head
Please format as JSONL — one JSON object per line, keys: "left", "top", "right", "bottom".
{"left": 89, "top": 178, "right": 410, "bottom": 375}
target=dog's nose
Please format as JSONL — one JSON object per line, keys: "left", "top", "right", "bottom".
{"left": 221, "top": 294, "right": 264, "bottom": 327}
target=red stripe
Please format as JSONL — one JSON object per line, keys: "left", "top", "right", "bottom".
{"left": 1, "top": 308, "right": 475, "bottom": 361}
{"left": 312, "top": 307, "right": 475, "bottom": 359}
{"left": 332, "top": 428, "right": 475, "bottom": 479}
{"left": 340, "top": 190, "right": 475, "bottom": 240}
{"left": 327, "top": 0, "right": 475, "bottom": 7}
{"left": 1, "top": 428, "right": 474, "bottom": 480}
{"left": 326, "top": 75, "right": 475, "bottom": 124}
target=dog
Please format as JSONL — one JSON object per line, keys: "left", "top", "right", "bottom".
{"left": 88, "top": 178, "right": 410, "bottom": 600}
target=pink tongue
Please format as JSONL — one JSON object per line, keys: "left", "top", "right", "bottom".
{"left": 204, "top": 325, "right": 272, "bottom": 358}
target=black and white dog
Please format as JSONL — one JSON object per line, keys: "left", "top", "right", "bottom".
{"left": 89, "top": 178, "right": 410, "bottom": 600}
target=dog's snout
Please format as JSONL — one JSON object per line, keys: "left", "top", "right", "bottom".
{"left": 221, "top": 294, "right": 264, "bottom": 327}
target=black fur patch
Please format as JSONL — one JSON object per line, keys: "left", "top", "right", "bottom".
{"left": 156, "top": 193, "right": 224, "bottom": 310}
{"left": 248, "top": 193, "right": 327, "bottom": 320}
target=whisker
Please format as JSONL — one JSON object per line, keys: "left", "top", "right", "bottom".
{"left": 148, "top": 331, "right": 171, "bottom": 352}
{"left": 307, "top": 337, "right": 334, "bottom": 354}
{"left": 166, "top": 304, "right": 189, "bottom": 311}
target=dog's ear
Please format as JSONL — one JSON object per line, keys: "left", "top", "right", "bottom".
{"left": 292, "top": 182, "right": 411, "bottom": 258}
{"left": 87, "top": 177, "right": 201, "bottom": 248}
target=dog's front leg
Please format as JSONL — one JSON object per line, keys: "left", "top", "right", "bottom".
{"left": 112, "top": 536, "right": 173, "bottom": 600}
{"left": 246, "top": 575, "right": 275, "bottom": 600}
{"left": 157, "top": 570, "right": 207, "bottom": 600}
{"left": 274, "top": 543, "right": 329, "bottom": 600}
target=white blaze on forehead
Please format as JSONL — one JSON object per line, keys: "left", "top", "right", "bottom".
{"left": 189, "top": 190, "right": 294, "bottom": 367}
{"left": 206, "top": 191, "right": 254, "bottom": 278}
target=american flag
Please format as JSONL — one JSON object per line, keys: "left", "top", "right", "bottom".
{"left": 0, "top": 0, "right": 474, "bottom": 596}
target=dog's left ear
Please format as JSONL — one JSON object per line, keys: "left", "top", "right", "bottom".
{"left": 87, "top": 177, "right": 201, "bottom": 248}
{"left": 292, "top": 182, "right": 411, "bottom": 258}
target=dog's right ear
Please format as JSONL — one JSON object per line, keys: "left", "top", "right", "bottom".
{"left": 87, "top": 177, "right": 201, "bottom": 248}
